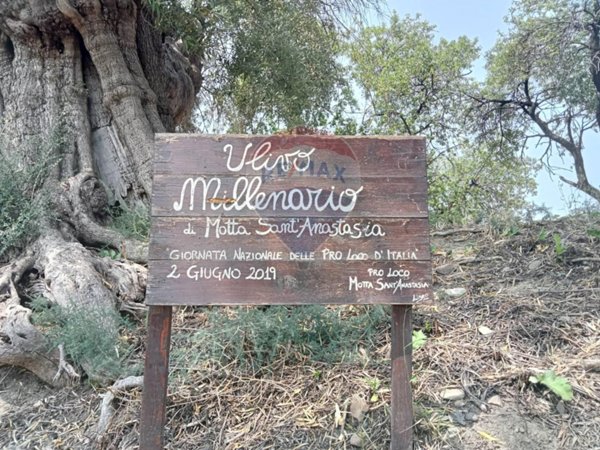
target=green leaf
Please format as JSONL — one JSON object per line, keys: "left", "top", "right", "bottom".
{"left": 530, "top": 370, "right": 574, "bottom": 401}
{"left": 587, "top": 228, "right": 600, "bottom": 239}
{"left": 412, "top": 330, "right": 428, "bottom": 350}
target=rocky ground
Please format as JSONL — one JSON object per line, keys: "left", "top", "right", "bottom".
{"left": 0, "top": 214, "right": 599, "bottom": 449}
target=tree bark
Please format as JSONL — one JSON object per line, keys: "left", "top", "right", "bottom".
{"left": 0, "top": 0, "right": 201, "bottom": 385}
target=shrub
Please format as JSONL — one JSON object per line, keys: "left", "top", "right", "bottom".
{"left": 171, "top": 305, "right": 388, "bottom": 375}
{"left": 109, "top": 202, "right": 150, "bottom": 241}
{"left": 429, "top": 147, "right": 538, "bottom": 227}
{"left": 31, "top": 297, "right": 137, "bottom": 382}
{"left": 0, "top": 131, "right": 65, "bottom": 258}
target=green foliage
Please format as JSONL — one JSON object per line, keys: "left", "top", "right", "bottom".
{"left": 412, "top": 329, "right": 428, "bottom": 351}
{"left": 486, "top": 0, "right": 595, "bottom": 113}
{"left": 109, "top": 203, "right": 150, "bottom": 241}
{"left": 99, "top": 247, "right": 122, "bottom": 260}
{"left": 144, "top": 0, "right": 208, "bottom": 55}
{"left": 187, "top": 0, "right": 378, "bottom": 133}
{"left": 31, "top": 298, "right": 136, "bottom": 382}
{"left": 428, "top": 147, "right": 538, "bottom": 226}
{"left": 348, "top": 14, "right": 537, "bottom": 225}
{"left": 502, "top": 224, "right": 521, "bottom": 237}
{"left": 552, "top": 233, "right": 566, "bottom": 257}
{"left": 348, "top": 13, "right": 479, "bottom": 145}
{"left": 529, "top": 370, "right": 574, "bottom": 401}
{"left": 484, "top": 0, "right": 600, "bottom": 204}
{"left": 0, "top": 131, "right": 65, "bottom": 258}
{"left": 171, "top": 305, "right": 387, "bottom": 374}
{"left": 587, "top": 228, "right": 600, "bottom": 240}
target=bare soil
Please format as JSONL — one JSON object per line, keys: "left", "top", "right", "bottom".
{"left": 1, "top": 215, "right": 599, "bottom": 449}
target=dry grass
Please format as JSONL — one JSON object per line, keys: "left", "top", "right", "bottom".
{"left": 0, "top": 214, "right": 598, "bottom": 449}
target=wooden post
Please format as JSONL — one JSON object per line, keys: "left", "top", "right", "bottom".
{"left": 140, "top": 305, "right": 173, "bottom": 450}
{"left": 391, "top": 305, "right": 413, "bottom": 450}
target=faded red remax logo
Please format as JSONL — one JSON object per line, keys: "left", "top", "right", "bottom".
{"left": 245, "top": 135, "right": 365, "bottom": 254}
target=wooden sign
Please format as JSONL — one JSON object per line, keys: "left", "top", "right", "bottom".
{"left": 140, "top": 134, "right": 432, "bottom": 450}
{"left": 146, "top": 134, "right": 432, "bottom": 306}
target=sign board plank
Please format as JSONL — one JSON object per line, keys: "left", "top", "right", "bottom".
{"left": 147, "top": 260, "right": 432, "bottom": 305}
{"left": 148, "top": 217, "right": 431, "bottom": 262}
{"left": 151, "top": 175, "right": 428, "bottom": 218}
{"left": 154, "top": 134, "right": 426, "bottom": 178}
{"left": 147, "top": 134, "right": 431, "bottom": 306}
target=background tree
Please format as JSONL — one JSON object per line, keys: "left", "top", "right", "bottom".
{"left": 483, "top": 0, "right": 600, "bottom": 203}
{"left": 348, "top": 14, "right": 538, "bottom": 224}
{"left": 0, "top": 0, "right": 377, "bottom": 385}
{"left": 196, "top": 1, "right": 355, "bottom": 133}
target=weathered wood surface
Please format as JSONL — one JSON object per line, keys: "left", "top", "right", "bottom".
{"left": 148, "top": 217, "right": 431, "bottom": 261}
{"left": 147, "top": 134, "right": 431, "bottom": 306}
{"left": 147, "top": 260, "right": 432, "bottom": 305}
{"left": 139, "top": 306, "right": 172, "bottom": 450}
{"left": 151, "top": 176, "right": 428, "bottom": 218}
{"left": 155, "top": 134, "right": 426, "bottom": 177}
{"left": 391, "top": 305, "right": 413, "bottom": 450}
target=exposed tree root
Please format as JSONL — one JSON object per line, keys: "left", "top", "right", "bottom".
{"left": 0, "top": 218, "right": 147, "bottom": 385}
{"left": 93, "top": 257, "right": 147, "bottom": 315}
{"left": 57, "top": 173, "right": 148, "bottom": 263}
{"left": 96, "top": 375, "right": 144, "bottom": 441}
{"left": 0, "top": 250, "right": 36, "bottom": 294}
{"left": 53, "top": 343, "right": 80, "bottom": 383}
{"left": 0, "top": 281, "right": 77, "bottom": 386}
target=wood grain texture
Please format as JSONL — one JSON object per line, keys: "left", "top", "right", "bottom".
{"left": 391, "top": 305, "right": 413, "bottom": 450}
{"left": 151, "top": 176, "right": 428, "bottom": 218}
{"left": 154, "top": 134, "right": 426, "bottom": 177}
{"left": 146, "top": 260, "right": 432, "bottom": 305}
{"left": 148, "top": 135, "right": 431, "bottom": 306}
{"left": 139, "top": 306, "right": 172, "bottom": 450}
{"left": 148, "top": 217, "right": 431, "bottom": 261}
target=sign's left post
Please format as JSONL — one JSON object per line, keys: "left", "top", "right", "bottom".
{"left": 139, "top": 305, "right": 173, "bottom": 450}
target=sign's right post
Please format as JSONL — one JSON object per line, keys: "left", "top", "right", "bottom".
{"left": 391, "top": 304, "right": 413, "bottom": 450}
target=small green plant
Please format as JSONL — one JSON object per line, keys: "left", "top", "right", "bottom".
{"left": 537, "top": 227, "right": 548, "bottom": 241}
{"left": 529, "top": 370, "right": 573, "bottom": 401}
{"left": 364, "top": 376, "right": 381, "bottom": 392}
{"left": 99, "top": 247, "right": 121, "bottom": 260}
{"left": 109, "top": 203, "right": 150, "bottom": 241}
{"left": 552, "top": 233, "right": 566, "bottom": 257}
{"left": 31, "top": 297, "right": 136, "bottom": 382}
{"left": 423, "top": 320, "right": 433, "bottom": 334}
{"left": 364, "top": 377, "right": 382, "bottom": 402}
{"left": 502, "top": 224, "right": 521, "bottom": 237}
{"left": 412, "top": 329, "right": 428, "bottom": 350}
{"left": 587, "top": 228, "right": 600, "bottom": 240}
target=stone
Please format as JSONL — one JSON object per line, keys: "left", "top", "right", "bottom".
{"left": 450, "top": 410, "right": 466, "bottom": 426}
{"left": 478, "top": 325, "right": 494, "bottom": 336}
{"left": 441, "top": 388, "right": 465, "bottom": 401}
{"left": 528, "top": 259, "right": 543, "bottom": 271}
{"left": 444, "top": 287, "right": 467, "bottom": 298}
{"left": 349, "top": 433, "right": 363, "bottom": 447}
{"left": 349, "top": 395, "right": 369, "bottom": 422}
{"left": 465, "top": 411, "right": 479, "bottom": 422}
{"left": 435, "top": 263, "right": 457, "bottom": 275}
{"left": 487, "top": 395, "right": 503, "bottom": 407}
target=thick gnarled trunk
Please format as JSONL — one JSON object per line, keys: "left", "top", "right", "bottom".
{"left": 0, "top": 0, "right": 201, "bottom": 385}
